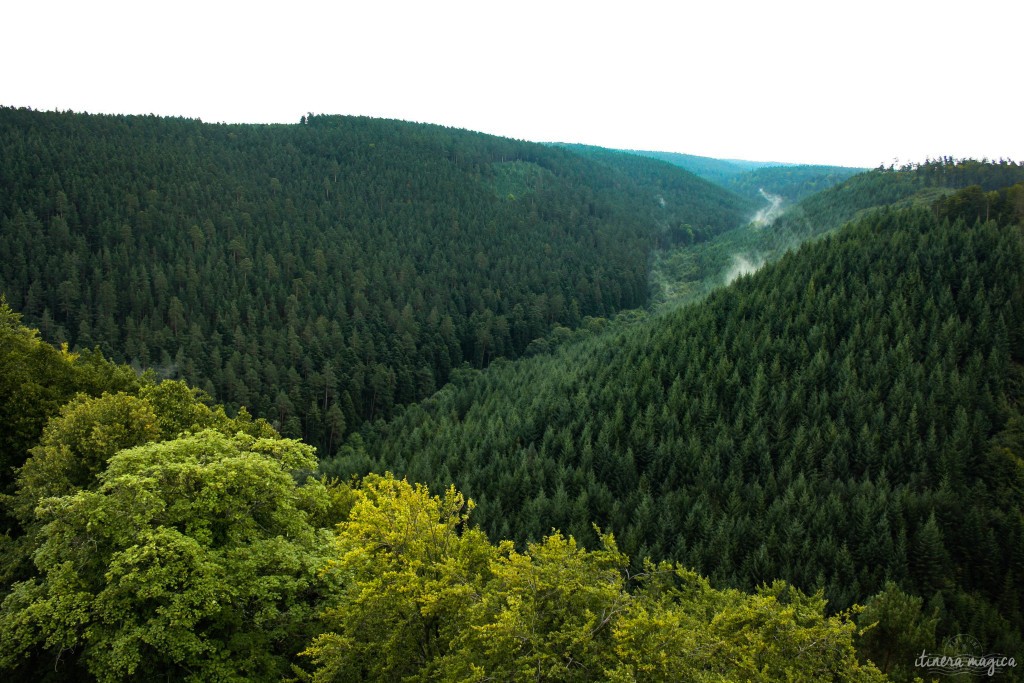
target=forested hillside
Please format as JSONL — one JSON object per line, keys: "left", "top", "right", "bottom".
{"left": 336, "top": 177, "right": 1024, "bottom": 672}
{"left": 0, "top": 302, "right": 884, "bottom": 681}
{"left": 623, "top": 148, "right": 863, "bottom": 203}
{"left": 725, "top": 164, "right": 865, "bottom": 202}
{"left": 624, "top": 149, "right": 774, "bottom": 186}
{"left": 0, "top": 107, "right": 752, "bottom": 456}
{"left": 773, "top": 158, "right": 1024, "bottom": 240}
{"left": 551, "top": 144, "right": 757, "bottom": 241}
{"left": 650, "top": 158, "right": 1024, "bottom": 309}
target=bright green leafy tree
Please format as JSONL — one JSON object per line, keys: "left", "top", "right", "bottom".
{"left": 1, "top": 430, "right": 336, "bottom": 682}
{"left": 303, "top": 474, "right": 885, "bottom": 682}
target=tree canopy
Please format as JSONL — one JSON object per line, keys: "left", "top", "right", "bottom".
{"left": 338, "top": 173, "right": 1024, "bottom": 665}
{"left": 0, "top": 107, "right": 753, "bottom": 457}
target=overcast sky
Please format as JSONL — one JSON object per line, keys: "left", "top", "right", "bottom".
{"left": 4, "top": 0, "right": 1021, "bottom": 168}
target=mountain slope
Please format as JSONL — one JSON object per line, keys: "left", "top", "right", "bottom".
{"left": 336, "top": 178, "right": 1024, "bottom": 658}
{"left": 649, "top": 158, "right": 1024, "bottom": 309}
{"left": 0, "top": 303, "right": 885, "bottom": 682}
{"left": 772, "top": 158, "right": 1024, "bottom": 241}
{"left": 624, "top": 148, "right": 864, "bottom": 201}
{"left": 726, "top": 164, "right": 866, "bottom": 203}
{"left": 552, "top": 144, "right": 758, "bottom": 240}
{"left": 624, "top": 149, "right": 781, "bottom": 185}
{"left": 0, "top": 107, "right": 751, "bottom": 456}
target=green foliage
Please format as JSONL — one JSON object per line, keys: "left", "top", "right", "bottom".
{"left": 303, "top": 473, "right": 494, "bottom": 681}
{"left": 726, "top": 164, "right": 866, "bottom": 202}
{"left": 443, "top": 531, "right": 631, "bottom": 681}
{"left": 0, "top": 107, "right": 750, "bottom": 457}
{"left": 9, "top": 392, "right": 160, "bottom": 523}
{"left": 856, "top": 582, "right": 938, "bottom": 681}
{"left": 303, "top": 475, "right": 883, "bottom": 682}
{"left": 608, "top": 574, "right": 886, "bottom": 682}
{"left": 932, "top": 182, "right": 1024, "bottom": 227}
{"left": 347, "top": 176, "right": 1024, "bottom": 662}
{"left": 0, "top": 296, "right": 137, "bottom": 494}
{"left": 0, "top": 430, "right": 333, "bottom": 682}
{"left": 2, "top": 374, "right": 277, "bottom": 587}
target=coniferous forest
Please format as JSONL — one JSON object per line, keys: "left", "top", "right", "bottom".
{"left": 2, "top": 106, "right": 1024, "bottom": 681}
{"left": 0, "top": 107, "right": 751, "bottom": 459}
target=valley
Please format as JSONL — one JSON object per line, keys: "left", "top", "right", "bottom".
{"left": 2, "top": 107, "right": 1023, "bottom": 681}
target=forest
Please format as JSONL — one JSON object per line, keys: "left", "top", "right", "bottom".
{"left": 329, "top": 171, "right": 1024, "bottom": 679}
{"left": 0, "top": 107, "right": 751, "bottom": 460}
{"left": 2, "top": 106, "right": 1024, "bottom": 681}
{"left": 648, "top": 158, "right": 1024, "bottom": 311}
{"left": 0, "top": 301, "right": 883, "bottom": 681}
{"left": 622, "top": 148, "right": 864, "bottom": 202}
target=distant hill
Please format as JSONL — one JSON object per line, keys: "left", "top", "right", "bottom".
{"left": 648, "top": 157, "right": 1024, "bottom": 310}
{"left": 551, "top": 143, "right": 758, "bottom": 242}
{"left": 726, "top": 164, "right": 866, "bottom": 202}
{"left": 623, "top": 149, "right": 784, "bottom": 186}
{"left": 772, "top": 157, "right": 1024, "bottom": 241}
{"left": 623, "top": 148, "right": 865, "bottom": 203}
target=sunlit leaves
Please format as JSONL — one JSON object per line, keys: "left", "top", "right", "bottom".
{"left": 1, "top": 431, "right": 331, "bottom": 681}
{"left": 303, "top": 476, "right": 883, "bottom": 682}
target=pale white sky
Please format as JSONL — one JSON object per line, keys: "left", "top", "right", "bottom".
{"left": 3, "top": 0, "right": 1021, "bottom": 168}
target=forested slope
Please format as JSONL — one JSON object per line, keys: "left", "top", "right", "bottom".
{"left": 650, "top": 158, "right": 1024, "bottom": 309}
{"left": 621, "top": 148, "right": 863, "bottom": 203}
{"left": 552, "top": 144, "right": 757, "bottom": 240}
{"left": 0, "top": 302, "right": 884, "bottom": 682}
{"left": 0, "top": 107, "right": 751, "bottom": 456}
{"left": 772, "top": 158, "right": 1024, "bottom": 242}
{"left": 338, "top": 179, "right": 1024, "bottom": 666}
{"left": 725, "top": 164, "right": 865, "bottom": 202}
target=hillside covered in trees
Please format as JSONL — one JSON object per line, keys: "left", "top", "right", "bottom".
{"left": 725, "top": 164, "right": 866, "bottom": 203}
{"left": 333, "top": 175, "right": 1024, "bottom": 676}
{"left": 773, "top": 158, "right": 1024, "bottom": 241}
{"left": 649, "top": 158, "right": 1024, "bottom": 309}
{"left": 623, "top": 148, "right": 864, "bottom": 203}
{"left": 3, "top": 105, "right": 1023, "bottom": 680}
{"left": 0, "top": 302, "right": 885, "bottom": 681}
{"left": 623, "top": 149, "right": 780, "bottom": 186}
{"left": 0, "top": 107, "right": 753, "bottom": 458}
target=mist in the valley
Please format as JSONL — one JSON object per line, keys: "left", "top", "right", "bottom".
{"left": 725, "top": 253, "right": 766, "bottom": 283}
{"left": 751, "top": 188, "right": 785, "bottom": 227}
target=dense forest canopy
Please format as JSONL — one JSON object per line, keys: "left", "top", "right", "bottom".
{"left": 334, "top": 173, "right": 1024, "bottom": 677}
{"left": 621, "top": 148, "right": 865, "bottom": 203}
{"left": 648, "top": 158, "right": 1024, "bottom": 310}
{"left": 0, "top": 302, "right": 885, "bottom": 681}
{"left": 0, "top": 107, "right": 753, "bottom": 457}
{"left": 2, "top": 104, "right": 1023, "bottom": 680}
{"left": 622, "top": 149, "right": 781, "bottom": 186}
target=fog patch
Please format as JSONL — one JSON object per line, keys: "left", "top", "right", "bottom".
{"left": 726, "top": 254, "right": 765, "bottom": 284}
{"left": 751, "top": 188, "right": 785, "bottom": 227}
